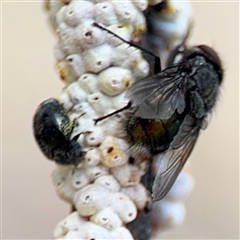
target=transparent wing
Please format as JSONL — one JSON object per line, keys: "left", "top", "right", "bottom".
{"left": 126, "top": 66, "right": 187, "bottom": 119}
{"left": 152, "top": 115, "right": 200, "bottom": 201}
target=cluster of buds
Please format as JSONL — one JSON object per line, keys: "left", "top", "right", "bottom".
{"left": 42, "top": 0, "right": 194, "bottom": 239}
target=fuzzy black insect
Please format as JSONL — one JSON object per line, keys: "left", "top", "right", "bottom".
{"left": 33, "top": 98, "right": 83, "bottom": 165}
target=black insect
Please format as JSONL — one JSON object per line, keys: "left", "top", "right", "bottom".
{"left": 33, "top": 98, "right": 83, "bottom": 165}
{"left": 95, "top": 44, "right": 223, "bottom": 201}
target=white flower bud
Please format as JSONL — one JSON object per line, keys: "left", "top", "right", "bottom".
{"left": 110, "top": 192, "right": 137, "bottom": 223}
{"left": 132, "top": 0, "right": 148, "bottom": 11}
{"left": 53, "top": 212, "right": 86, "bottom": 239}
{"left": 61, "top": 1, "right": 94, "bottom": 27}
{"left": 94, "top": 2, "right": 118, "bottom": 26}
{"left": 70, "top": 169, "right": 89, "bottom": 191}
{"left": 83, "top": 44, "right": 113, "bottom": 73}
{"left": 84, "top": 148, "right": 102, "bottom": 166}
{"left": 87, "top": 92, "right": 115, "bottom": 115}
{"left": 99, "top": 136, "right": 129, "bottom": 168}
{"left": 58, "top": 91, "right": 73, "bottom": 112}
{"left": 56, "top": 23, "right": 79, "bottom": 55}
{"left": 84, "top": 165, "right": 109, "bottom": 182}
{"left": 74, "top": 20, "right": 106, "bottom": 50}
{"left": 112, "top": 0, "right": 139, "bottom": 24}
{"left": 77, "top": 73, "right": 98, "bottom": 94}
{"left": 65, "top": 81, "right": 87, "bottom": 106}
{"left": 94, "top": 175, "right": 120, "bottom": 192}
{"left": 121, "top": 183, "right": 149, "bottom": 210}
{"left": 98, "top": 67, "right": 132, "bottom": 96}
{"left": 74, "top": 184, "right": 111, "bottom": 216}
{"left": 83, "top": 126, "right": 105, "bottom": 147}
{"left": 106, "top": 24, "right": 132, "bottom": 47}
{"left": 57, "top": 54, "right": 85, "bottom": 83}
{"left": 90, "top": 207, "right": 122, "bottom": 230}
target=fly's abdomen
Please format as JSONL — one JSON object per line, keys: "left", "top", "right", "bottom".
{"left": 127, "top": 112, "right": 185, "bottom": 154}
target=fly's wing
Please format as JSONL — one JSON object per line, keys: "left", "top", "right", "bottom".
{"left": 126, "top": 66, "right": 186, "bottom": 120}
{"left": 152, "top": 115, "right": 200, "bottom": 201}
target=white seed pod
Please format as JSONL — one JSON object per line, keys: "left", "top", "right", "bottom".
{"left": 84, "top": 148, "right": 102, "bottom": 166}
{"left": 99, "top": 136, "right": 129, "bottom": 168}
{"left": 65, "top": 54, "right": 85, "bottom": 76}
{"left": 132, "top": 0, "right": 148, "bottom": 11}
{"left": 57, "top": 54, "right": 85, "bottom": 83}
{"left": 54, "top": 42, "right": 67, "bottom": 60}
{"left": 60, "top": 1, "right": 94, "bottom": 27}
{"left": 83, "top": 43, "right": 113, "bottom": 73}
{"left": 57, "top": 60, "right": 76, "bottom": 84}
{"left": 93, "top": 2, "right": 118, "bottom": 26}
{"left": 84, "top": 165, "right": 109, "bottom": 182}
{"left": 53, "top": 211, "right": 87, "bottom": 239}
{"left": 110, "top": 192, "right": 137, "bottom": 223}
{"left": 132, "top": 56, "right": 150, "bottom": 79}
{"left": 55, "top": 218, "right": 114, "bottom": 239}
{"left": 87, "top": 91, "right": 115, "bottom": 115}
{"left": 94, "top": 112, "right": 125, "bottom": 138}
{"left": 70, "top": 169, "right": 89, "bottom": 191}
{"left": 113, "top": 43, "right": 133, "bottom": 67}
{"left": 106, "top": 24, "right": 132, "bottom": 47}
{"left": 52, "top": 167, "right": 73, "bottom": 203}
{"left": 98, "top": 67, "right": 132, "bottom": 96}
{"left": 151, "top": 200, "right": 186, "bottom": 232}
{"left": 74, "top": 184, "right": 111, "bottom": 216}
{"left": 56, "top": 23, "right": 80, "bottom": 55}
{"left": 45, "top": 0, "right": 65, "bottom": 30}
{"left": 52, "top": 167, "right": 88, "bottom": 204}
{"left": 164, "top": 171, "right": 195, "bottom": 202}
{"left": 72, "top": 102, "right": 95, "bottom": 119}
{"left": 77, "top": 73, "right": 98, "bottom": 94}
{"left": 94, "top": 175, "right": 120, "bottom": 192}
{"left": 90, "top": 207, "right": 122, "bottom": 230}
{"left": 121, "top": 183, "right": 149, "bottom": 210}
{"left": 66, "top": 221, "right": 114, "bottom": 239}
{"left": 74, "top": 20, "right": 106, "bottom": 50}
{"left": 111, "top": 92, "right": 129, "bottom": 109}
{"left": 65, "top": 81, "right": 87, "bottom": 107}
{"left": 111, "top": 163, "right": 141, "bottom": 187}
{"left": 113, "top": 43, "right": 149, "bottom": 77}
{"left": 112, "top": 0, "right": 139, "bottom": 25}
{"left": 83, "top": 126, "right": 105, "bottom": 147}
{"left": 143, "top": 0, "right": 193, "bottom": 67}
{"left": 58, "top": 91, "right": 73, "bottom": 112}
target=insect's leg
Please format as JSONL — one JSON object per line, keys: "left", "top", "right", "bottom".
{"left": 94, "top": 101, "right": 132, "bottom": 125}
{"left": 72, "top": 131, "right": 92, "bottom": 141}
{"left": 92, "top": 22, "right": 161, "bottom": 73}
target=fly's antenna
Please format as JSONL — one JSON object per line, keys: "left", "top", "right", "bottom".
{"left": 92, "top": 22, "right": 161, "bottom": 73}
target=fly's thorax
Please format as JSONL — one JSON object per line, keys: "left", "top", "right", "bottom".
{"left": 187, "top": 55, "right": 220, "bottom": 118}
